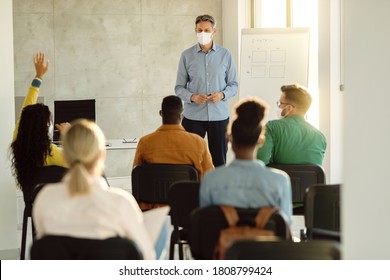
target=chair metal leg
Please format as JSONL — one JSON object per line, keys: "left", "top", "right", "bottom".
{"left": 20, "top": 208, "right": 28, "bottom": 260}
{"left": 178, "top": 242, "right": 184, "bottom": 260}
{"left": 32, "top": 217, "right": 36, "bottom": 240}
{"left": 169, "top": 231, "right": 176, "bottom": 260}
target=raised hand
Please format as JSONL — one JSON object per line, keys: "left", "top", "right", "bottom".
{"left": 55, "top": 122, "right": 71, "bottom": 135}
{"left": 34, "top": 52, "right": 49, "bottom": 79}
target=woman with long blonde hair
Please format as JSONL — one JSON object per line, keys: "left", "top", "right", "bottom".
{"left": 33, "top": 119, "right": 155, "bottom": 259}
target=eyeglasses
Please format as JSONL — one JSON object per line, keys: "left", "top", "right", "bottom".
{"left": 276, "top": 100, "right": 295, "bottom": 108}
{"left": 277, "top": 100, "right": 288, "bottom": 107}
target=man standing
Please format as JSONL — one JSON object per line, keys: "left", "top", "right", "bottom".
{"left": 257, "top": 84, "right": 327, "bottom": 165}
{"left": 175, "top": 14, "right": 238, "bottom": 167}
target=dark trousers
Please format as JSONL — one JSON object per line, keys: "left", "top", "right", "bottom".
{"left": 182, "top": 117, "right": 229, "bottom": 167}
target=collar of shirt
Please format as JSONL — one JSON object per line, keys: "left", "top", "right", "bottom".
{"left": 195, "top": 42, "right": 218, "bottom": 53}
{"left": 157, "top": 124, "right": 186, "bottom": 132}
{"left": 282, "top": 114, "right": 307, "bottom": 124}
{"left": 230, "top": 158, "right": 266, "bottom": 167}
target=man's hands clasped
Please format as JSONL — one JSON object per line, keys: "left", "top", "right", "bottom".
{"left": 190, "top": 92, "right": 224, "bottom": 104}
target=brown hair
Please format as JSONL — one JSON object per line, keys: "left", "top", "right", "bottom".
{"left": 281, "top": 84, "right": 312, "bottom": 112}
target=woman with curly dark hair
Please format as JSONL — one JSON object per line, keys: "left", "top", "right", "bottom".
{"left": 10, "top": 52, "right": 68, "bottom": 195}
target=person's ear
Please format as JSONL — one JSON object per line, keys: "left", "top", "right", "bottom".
{"left": 282, "top": 104, "right": 293, "bottom": 117}
{"left": 99, "top": 148, "right": 106, "bottom": 161}
{"left": 159, "top": 110, "right": 162, "bottom": 117}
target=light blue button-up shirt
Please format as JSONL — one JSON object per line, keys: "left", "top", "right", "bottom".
{"left": 200, "top": 159, "right": 292, "bottom": 225}
{"left": 175, "top": 43, "right": 238, "bottom": 121}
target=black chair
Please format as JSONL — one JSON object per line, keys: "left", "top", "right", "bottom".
{"left": 20, "top": 165, "right": 68, "bottom": 260}
{"left": 168, "top": 181, "right": 200, "bottom": 260}
{"left": 30, "top": 235, "right": 143, "bottom": 260}
{"left": 131, "top": 164, "right": 198, "bottom": 205}
{"left": 225, "top": 239, "right": 341, "bottom": 260}
{"left": 304, "top": 184, "right": 341, "bottom": 241}
{"left": 267, "top": 164, "right": 326, "bottom": 214}
{"left": 189, "top": 206, "right": 291, "bottom": 260}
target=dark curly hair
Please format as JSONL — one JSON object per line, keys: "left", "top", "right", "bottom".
{"left": 10, "top": 103, "right": 52, "bottom": 189}
{"left": 231, "top": 98, "right": 268, "bottom": 148}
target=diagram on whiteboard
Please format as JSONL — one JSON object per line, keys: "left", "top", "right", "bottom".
{"left": 250, "top": 49, "right": 287, "bottom": 78}
{"left": 239, "top": 28, "right": 310, "bottom": 120}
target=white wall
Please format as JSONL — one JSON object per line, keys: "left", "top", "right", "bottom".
{"left": 318, "top": 0, "right": 343, "bottom": 184}
{"left": 343, "top": 0, "right": 390, "bottom": 259}
{"left": 0, "top": 0, "right": 18, "bottom": 254}
{"left": 222, "top": 0, "right": 249, "bottom": 108}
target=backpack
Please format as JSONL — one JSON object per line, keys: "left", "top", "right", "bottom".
{"left": 213, "top": 205, "right": 281, "bottom": 260}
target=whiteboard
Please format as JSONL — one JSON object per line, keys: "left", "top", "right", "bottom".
{"left": 239, "top": 28, "right": 310, "bottom": 120}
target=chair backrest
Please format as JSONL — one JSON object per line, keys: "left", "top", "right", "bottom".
{"left": 267, "top": 164, "right": 326, "bottom": 204}
{"left": 189, "top": 206, "right": 291, "bottom": 260}
{"left": 132, "top": 164, "right": 198, "bottom": 204}
{"left": 22, "top": 165, "right": 68, "bottom": 206}
{"left": 304, "top": 184, "right": 341, "bottom": 233}
{"left": 30, "top": 235, "right": 143, "bottom": 260}
{"left": 168, "top": 181, "right": 200, "bottom": 229}
{"left": 225, "top": 239, "right": 341, "bottom": 260}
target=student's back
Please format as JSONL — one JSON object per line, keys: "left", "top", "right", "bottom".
{"left": 259, "top": 115, "right": 326, "bottom": 165}
{"left": 257, "top": 84, "right": 326, "bottom": 165}
{"left": 200, "top": 159, "right": 292, "bottom": 224}
{"left": 133, "top": 96, "right": 213, "bottom": 179}
{"left": 134, "top": 124, "right": 212, "bottom": 177}
{"left": 199, "top": 97, "right": 292, "bottom": 224}
{"left": 33, "top": 119, "right": 155, "bottom": 259}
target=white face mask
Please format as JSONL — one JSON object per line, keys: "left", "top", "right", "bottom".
{"left": 276, "top": 105, "right": 291, "bottom": 119}
{"left": 197, "top": 32, "right": 213, "bottom": 45}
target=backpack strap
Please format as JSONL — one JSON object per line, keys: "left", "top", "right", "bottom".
{"left": 255, "top": 207, "right": 279, "bottom": 229}
{"left": 219, "top": 205, "right": 239, "bottom": 227}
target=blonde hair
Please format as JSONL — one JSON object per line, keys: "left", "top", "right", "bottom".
{"left": 61, "top": 119, "right": 106, "bottom": 196}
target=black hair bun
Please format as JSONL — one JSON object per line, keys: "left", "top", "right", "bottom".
{"left": 235, "top": 101, "right": 265, "bottom": 126}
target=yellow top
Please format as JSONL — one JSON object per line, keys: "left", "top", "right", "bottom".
{"left": 13, "top": 85, "right": 67, "bottom": 167}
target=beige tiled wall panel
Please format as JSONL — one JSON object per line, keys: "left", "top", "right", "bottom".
{"left": 13, "top": 0, "right": 222, "bottom": 177}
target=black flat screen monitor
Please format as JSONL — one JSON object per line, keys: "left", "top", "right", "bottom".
{"left": 53, "top": 99, "right": 96, "bottom": 142}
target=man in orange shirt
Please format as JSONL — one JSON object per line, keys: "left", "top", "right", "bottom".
{"left": 133, "top": 95, "right": 214, "bottom": 179}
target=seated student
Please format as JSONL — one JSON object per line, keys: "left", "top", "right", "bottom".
{"left": 133, "top": 95, "right": 214, "bottom": 179}
{"left": 33, "top": 119, "right": 155, "bottom": 260}
{"left": 200, "top": 97, "right": 292, "bottom": 224}
{"left": 10, "top": 52, "right": 69, "bottom": 203}
{"left": 257, "top": 84, "right": 327, "bottom": 165}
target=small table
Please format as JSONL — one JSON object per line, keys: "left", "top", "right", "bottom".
{"left": 105, "top": 138, "right": 138, "bottom": 150}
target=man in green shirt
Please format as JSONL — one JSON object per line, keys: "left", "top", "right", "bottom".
{"left": 257, "top": 84, "right": 326, "bottom": 165}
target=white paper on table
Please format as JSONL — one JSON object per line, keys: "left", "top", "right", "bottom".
{"left": 143, "top": 206, "right": 170, "bottom": 245}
